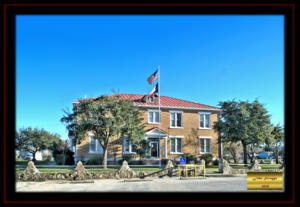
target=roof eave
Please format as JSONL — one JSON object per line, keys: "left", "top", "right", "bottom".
{"left": 135, "top": 104, "right": 220, "bottom": 111}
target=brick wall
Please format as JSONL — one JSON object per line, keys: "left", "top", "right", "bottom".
{"left": 75, "top": 107, "right": 219, "bottom": 160}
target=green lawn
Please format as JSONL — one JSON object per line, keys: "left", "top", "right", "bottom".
{"left": 16, "top": 167, "right": 163, "bottom": 173}
{"left": 260, "top": 164, "right": 281, "bottom": 169}
{"left": 16, "top": 160, "right": 56, "bottom": 165}
{"left": 205, "top": 166, "right": 219, "bottom": 172}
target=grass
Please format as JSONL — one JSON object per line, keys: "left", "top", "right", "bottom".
{"left": 16, "top": 167, "right": 163, "bottom": 173}
{"left": 205, "top": 165, "right": 219, "bottom": 172}
{"left": 260, "top": 164, "right": 281, "bottom": 169}
{"left": 16, "top": 160, "right": 56, "bottom": 165}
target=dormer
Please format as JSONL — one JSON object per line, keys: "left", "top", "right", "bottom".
{"left": 142, "top": 94, "right": 159, "bottom": 103}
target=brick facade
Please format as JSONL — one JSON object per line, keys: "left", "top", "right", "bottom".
{"left": 70, "top": 97, "right": 220, "bottom": 162}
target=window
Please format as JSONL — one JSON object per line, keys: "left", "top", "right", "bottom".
{"left": 89, "top": 135, "right": 103, "bottom": 153}
{"left": 170, "top": 111, "right": 182, "bottom": 128}
{"left": 199, "top": 112, "right": 211, "bottom": 129}
{"left": 149, "top": 97, "right": 155, "bottom": 103}
{"left": 170, "top": 136, "right": 183, "bottom": 154}
{"left": 148, "top": 110, "right": 160, "bottom": 124}
{"left": 123, "top": 135, "right": 137, "bottom": 154}
{"left": 199, "top": 137, "right": 211, "bottom": 153}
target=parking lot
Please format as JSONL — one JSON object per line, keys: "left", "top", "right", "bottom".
{"left": 16, "top": 176, "right": 255, "bottom": 192}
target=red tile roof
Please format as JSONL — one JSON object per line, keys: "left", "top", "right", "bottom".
{"left": 74, "top": 94, "right": 220, "bottom": 110}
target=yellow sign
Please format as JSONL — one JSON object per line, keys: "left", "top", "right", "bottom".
{"left": 247, "top": 172, "right": 283, "bottom": 190}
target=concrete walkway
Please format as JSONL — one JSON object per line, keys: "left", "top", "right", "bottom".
{"left": 16, "top": 176, "right": 255, "bottom": 192}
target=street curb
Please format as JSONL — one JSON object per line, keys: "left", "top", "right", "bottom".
{"left": 123, "top": 179, "right": 153, "bottom": 182}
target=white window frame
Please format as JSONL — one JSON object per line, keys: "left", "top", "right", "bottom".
{"left": 198, "top": 112, "right": 211, "bottom": 129}
{"left": 89, "top": 134, "right": 103, "bottom": 154}
{"left": 148, "top": 109, "right": 160, "bottom": 124}
{"left": 198, "top": 136, "right": 211, "bottom": 154}
{"left": 123, "top": 135, "right": 137, "bottom": 154}
{"left": 169, "top": 110, "right": 183, "bottom": 128}
{"left": 170, "top": 136, "right": 183, "bottom": 154}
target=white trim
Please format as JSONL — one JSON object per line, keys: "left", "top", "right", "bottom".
{"left": 170, "top": 136, "right": 183, "bottom": 154}
{"left": 199, "top": 137, "right": 211, "bottom": 154}
{"left": 146, "top": 128, "right": 168, "bottom": 137}
{"left": 148, "top": 109, "right": 161, "bottom": 112}
{"left": 136, "top": 105, "right": 220, "bottom": 111}
{"left": 170, "top": 136, "right": 184, "bottom": 138}
{"left": 199, "top": 113, "right": 211, "bottom": 129}
{"left": 169, "top": 110, "right": 183, "bottom": 113}
{"left": 123, "top": 135, "right": 137, "bottom": 154}
{"left": 198, "top": 136, "right": 212, "bottom": 139}
{"left": 170, "top": 111, "right": 183, "bottom": 128}
{"left": 89, "top": 135, "right": 103, "bottom": 154}
{"left": 147, "top": 109, "right": 160, "bottom": 124}
{"left": 198, "top": 112, "right": 211, "bottom": 114}
{"left": 150, "top": 141, "right": 159, "bottom": 158}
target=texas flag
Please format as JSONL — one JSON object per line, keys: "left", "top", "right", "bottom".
{"left": 147, "top": 69, "right": 158, "bottom": 85}
{"left": 148, "top": 83, "right": 159, "bottom": 97}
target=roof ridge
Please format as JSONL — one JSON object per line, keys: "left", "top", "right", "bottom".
{"left": 74, "top": 93, "right": 219, "bottom": 109}
{"left": 160, "top": 95, "right": 219, "bottom": 109}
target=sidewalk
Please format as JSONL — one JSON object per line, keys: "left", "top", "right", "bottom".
{"left": 17, "top": 176, "right": 251, "bottom": 192}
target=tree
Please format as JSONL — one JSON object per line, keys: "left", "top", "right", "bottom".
{"left": 184, "top": 128, "right": 201, "bottom": 156}
{"left": 61, "top": 94, "right": 146, "bottom": 169}
{"left": 51, "top": 139, "right": 74, "bottom": 165}
{"left": 222, "top": 141, "right": 243, "bottom": 163}
{"left": 265, "top": 124, "right": 284, "bottom": 164}
{"left": 136, "top": 138, "right": 151, "bottom": 160}
{"left": 15, "top": 127, "right": 60, "bottom": 161}
{"left": 214, "top": 99, "right": 271, "bottom": 164}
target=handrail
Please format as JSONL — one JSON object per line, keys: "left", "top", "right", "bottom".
{"left": 140, "top": 167, "right": 175, "bottom": 179}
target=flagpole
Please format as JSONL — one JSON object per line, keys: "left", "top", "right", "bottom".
{"left": 158, "top": 65, "right": 161, "bottom": 167}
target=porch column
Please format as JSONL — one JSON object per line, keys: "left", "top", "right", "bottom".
{"left": 164, "top": 136, "right": 168, "bottom": 158}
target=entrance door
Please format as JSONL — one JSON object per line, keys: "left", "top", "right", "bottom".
{"left": 150, "top": 142, "right": 158, "bottom": 157}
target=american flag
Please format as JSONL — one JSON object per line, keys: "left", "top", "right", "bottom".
{"left": 147, "top": 69, "right": 158, "bottom": 85}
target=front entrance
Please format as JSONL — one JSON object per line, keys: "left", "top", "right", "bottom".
{"left": 149, "top": 138, "right": 160, "bottom": 158}
{"left": 150, "top": 142, "right": 158, "bottom": 157}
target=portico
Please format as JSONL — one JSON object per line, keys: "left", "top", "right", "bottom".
{"left": 145, "top": 128, "right": 168, "bottom": 159}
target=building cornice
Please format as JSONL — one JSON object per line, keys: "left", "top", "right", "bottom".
{"left": 135, "top": 104, "right": 220, "bottom": 111}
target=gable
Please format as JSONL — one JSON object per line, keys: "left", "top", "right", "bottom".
{"left": 146, "top": 128, "right": 168, "bottom": 137}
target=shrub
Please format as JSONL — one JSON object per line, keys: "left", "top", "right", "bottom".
{"left": 54, "top": 154, "right": 64, "bottom": 165}
{"left": 65, "top": 150, "right": 75, "bottom": 165}
{"left": 183, "top": 153, "right": 197, "bottom": 163}
{"left": 213, "top": 159, "right": 219, "bottom": 165}
{"left": 85, "top": 157, "right": 103, "bottom": 165}
{"left": 222, "top": 155, "right": 230, "bottom": 163}
{"left": 200, "top": 153, "right": 213, "bottom": 166}
{"left": 118, "top": 155, "right": 136, "bottom": 165}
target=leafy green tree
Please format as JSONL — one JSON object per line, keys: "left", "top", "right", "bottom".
{"left": 214, "top": 99, "right": 271, "bottom": 164}
{"left": 15, "top": 127, "right": 60, "bottom": 161}
{"left": 51, "top": 139, "right": 74, "bottom": 165}
{"left": 222, "top": 141, "right": 243, "bottom": 163}
{"left": 61, "top": 94, "right": 146, "bottom": 169}
{"left": 265, "top": 124, "right": 284, "bottom": 164}
{"left": 136, "top": 138, "right": 151, "bottom": 160}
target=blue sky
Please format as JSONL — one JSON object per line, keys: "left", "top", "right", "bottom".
{"left": 16, "top": 15, "right": 284, "bottom": 140}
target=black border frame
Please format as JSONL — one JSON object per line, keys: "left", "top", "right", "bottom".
{"left": 1, "top": 2, "right": 296, "bottom": 205}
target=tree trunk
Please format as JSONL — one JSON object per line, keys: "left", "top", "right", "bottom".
{"left": 275, "top": 147, "right": 279, "bottom": 164}
{"left": 63, "top": 150, "right": 66, "bottom": 165}
{"left": 102, "top": 147, "right": 108, "bottom": 169}
{"left": 32, "top": 151, "right": 37, "bottom": 162}
{"left": 248, "top": 146, "right": 255, "bottom": 164}
{"left": 233, "top": 154, "right": 239, "bottom": 164}
{"left": 241, "top": 140, "right": 248, "bottom": 164}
